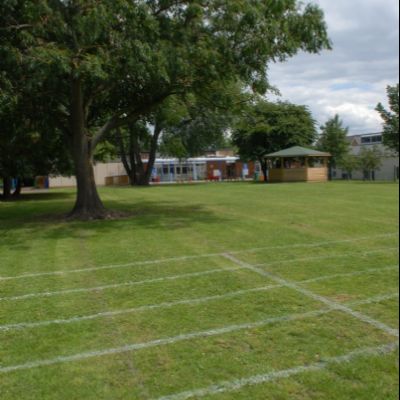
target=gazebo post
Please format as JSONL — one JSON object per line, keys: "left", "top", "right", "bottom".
{"left": 280, "top": 158, "right": 284, "bottom": 169}
{"left": 305, "top": 157, "right": 309, "bottom": 168}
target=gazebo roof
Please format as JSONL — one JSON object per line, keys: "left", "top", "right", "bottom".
{"left": 266, "top": 146, "right": 331, "bottom": 158}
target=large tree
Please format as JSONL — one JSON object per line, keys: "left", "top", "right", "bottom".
{"left": 376, "top": 84, "right": 399, "bottom": 154}
{"left": 232, "top": 100, "right": 317, "bottom": 181}
{"left": 1, "top": 0, "right": 331, "bottom": 219}
{"left": 317, "top": 114, "right": 349, "bottom": 179}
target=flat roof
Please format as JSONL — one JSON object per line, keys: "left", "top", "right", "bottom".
{"left": 266, "top": 146, "right": 331, "bottom": 158}
{"left": 150, "top": 157, "right": 240, "bottom": 163}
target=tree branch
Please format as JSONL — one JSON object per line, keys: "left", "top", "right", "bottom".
{"left": 90, "top": 91, "right": 175, "bottom": 153}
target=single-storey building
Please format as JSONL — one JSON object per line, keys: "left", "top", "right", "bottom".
{"left": 48, "top": 156, "right": 259, "bottom": 187}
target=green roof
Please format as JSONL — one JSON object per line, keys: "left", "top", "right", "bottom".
{"left": 265, "top": 146, "right": 331, "bottom": 158}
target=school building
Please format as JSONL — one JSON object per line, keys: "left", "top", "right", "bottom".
{"left": 48, "top": 155, "right": 259, "bottom": 188}
{"left": 333, "top": 133, "right": 399, "bottom": 181}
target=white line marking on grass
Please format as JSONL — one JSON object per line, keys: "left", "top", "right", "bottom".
{"left": 253, "top": 247, "right": 399, "bottom": 269}
{"left": 0, "top": 233, "right": 397, "bottom": 281}
{"left": 0, "top": 266, "right": 245, "bottom": 302}
{"left": 223, "top": 254, "right": 400, "bottom": 338}
{"left": 154, "top": 343, "right": 399, "bottom": 400}
{"left": 0, "top": 265, "right": 397, "bottom": 331}
{"left": 298, "top": 265, "right": 399, "bottom": 284}
{"left": 0, "top": 308, "right": 334, "bottom": 374}
{"left": 349, "top": 293, "right": 400, "bottom": 306}
{"left": 0, "top": 284, "right": 283, "bottom": 331}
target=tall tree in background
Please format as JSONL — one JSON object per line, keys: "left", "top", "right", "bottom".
{"left": 359, "top": 146, "right": 383, "bottom": 181}
{"left": 337, "top": 154, "right": 359, "bottom": 180}
{"left": 159, "top": 84, "right": 245, "bottom": 162}
{"left": 1, "top": 0, "right": 331, "bottom": 218}
{"left": 318, "top": 115, "right": 349, "bottom": 179}
{"left": 376, "top": 84, "right": 399, "bottom": 154}
{"left": 232, "top": 101, "right": 317, "bottom": 181}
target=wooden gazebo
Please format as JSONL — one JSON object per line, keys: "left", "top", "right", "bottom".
{"left": 266, "top": 146, "right": 331, "bottom": 183}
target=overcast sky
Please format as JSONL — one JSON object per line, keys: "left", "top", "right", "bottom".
{"left": 268, "top": 0, "right": 400, "bottom": 135}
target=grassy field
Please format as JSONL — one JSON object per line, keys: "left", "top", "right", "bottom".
{"left": 0, "top": 181, "right": 399, "bottom": 400}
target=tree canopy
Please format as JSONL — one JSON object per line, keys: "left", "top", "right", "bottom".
{"left": 359, "top": 146, "right": 383, "bottom": 181}
{"left": 376, "top": 84, "right": 399, "bottom": 154}
{"left": 317, "top": 114, "right": 349, "bottom": 178}
{"left": 0, "top": 0, "right": 331, "bottom": 218}
{"left": 232, "top": 100, "right": 317, "bottom": 181}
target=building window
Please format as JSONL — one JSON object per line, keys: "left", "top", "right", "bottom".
{"left": 361, "top": 135, "right": 382, "bottom": 145}
{"left": 372, "top": 135, "right": 382, "bottom": 143}
{"left": 361, "top": 137, "right": 372, "bottom": 144}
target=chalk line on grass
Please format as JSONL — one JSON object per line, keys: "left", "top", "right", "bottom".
{"left": 0, "top": 308, "right": 334, "bottom": 373}
{"left": 0, "top": 284, "right": 282, "bottom": 331}
{"left": 0, "top": 233, "right": 397, "bottom": 282}
{"left": 0, "top": 290, "right": 397, "bottom": 373}
{"left": 0, "top": 255, "right": 397, "bottom": 303}
{"left": 0, "top": 265, "right": 397, "bottom": 331}
{"left": 154, "top": 343, "right": 399, "bottom": 400}
{"left": 348, "top": 292, "right": 399, "bottom": 306}
{"left": 223, "top": 254, "right": 400, "bottom": 338}
{"left": 253, "top": 247, "right": 399, "bottom": 269}
{"left": 297, "top": 265, "right": 398, "bottom": 285}
{"left": 0, "top": 266, "right": 245, "bottom": 302}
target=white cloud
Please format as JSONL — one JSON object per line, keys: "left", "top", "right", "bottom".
{"left": 268, "top": 0, "right": 400, "bottom": 134}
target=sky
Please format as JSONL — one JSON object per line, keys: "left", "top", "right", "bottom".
{"left": 268, "top": 0, "right": 400, "bottom": 135}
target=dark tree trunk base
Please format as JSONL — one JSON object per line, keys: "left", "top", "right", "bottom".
{"left": 66, "top": 206, "right": 128, "bottom": 221}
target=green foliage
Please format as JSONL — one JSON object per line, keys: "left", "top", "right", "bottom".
{"left": 376, "top": 84, "right": 399, "bottom": 154}
{"left": 318, "top": 115, "right": 349, "bottom": 167}
{"left": 159, "top": 86, "right": 242, "bottom": 158}
{"left": 232, "top": 100, "right": 317, "bottom": 162}
{"left": 338, "top": 154, "right": 360, "bottom": 179}
{"left": 1, "top": 0, "right": 331, "bottom": 143}
{"left": 359, "top": 146, "right": 383, "bottom": 177}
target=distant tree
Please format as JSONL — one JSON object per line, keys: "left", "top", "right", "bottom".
{"left": 159, "top": 88, "right": 240, "bottom": 160}
{"left": 376, "top": 84, "right": 399, "bottom": 154}
{"left": 318, "top": 115, "right": 349, "bottom": 179}
{"left": 359, "top": 146, "right": 383, "bottom": 181}
{"left": 337, "top": 154, "right": 360, "bottom": 180}
{"left": 232, "top": 101, "right": 317, "bottom": 181}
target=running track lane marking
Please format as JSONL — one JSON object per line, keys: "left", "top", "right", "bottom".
{"left": 154, "top": 343, "right": 399, "bottom": 400}
{"left": 0, "top": 259, "right": 397, "bottom": 303}
{"left": 253, "top": 246, "right": 399, "bottom": 269}
{"left": 223, "top": 254, "right": 400, "bottom": 338}
{"left": 0, "top": 266, "right": 245, "bottom": 302}
{"left": 0, "top": 233, "right": 397, "bottom": 281}
{"left": 0, "top": 291, "right": 396, "bottom": 373}
{"left": 0, "top": 265, "right": 397, "bottom": 331}
{"left": 0, "top": 308, "right": 334, "bottom": 373}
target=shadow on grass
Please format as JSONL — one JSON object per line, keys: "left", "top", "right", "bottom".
{"left": 0, "top": 198, "right": 230, "bottom": 251}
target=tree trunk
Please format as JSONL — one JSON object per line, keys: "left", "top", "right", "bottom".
{"left": 259, "top": 159, "right": 268, "bottom": 183}
{"left": 68, "top": 79, "right": 108, "bottom": 220}
{"left": 328, "top": 163, "right": 333, "bottom": 181}
{"left": 130, "top": 124, "right": 162, "bottom": 187}
{"left": 12, "top": 178, "right": 22, "bottom": 197}
{"left": 2, "top": 177, "right": 12, "bottom": 200}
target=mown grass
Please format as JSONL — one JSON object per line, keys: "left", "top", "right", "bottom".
{"left": 0, "top": 181, "right": 399, "bottom": 399}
